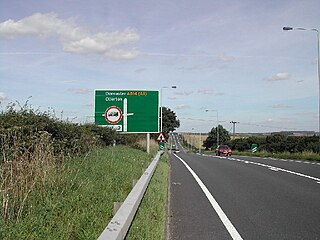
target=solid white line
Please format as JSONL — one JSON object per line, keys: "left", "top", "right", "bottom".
{"left": 173, "top": 153, "right": 243, "bottom": 240}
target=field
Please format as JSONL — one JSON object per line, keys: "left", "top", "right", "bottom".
{"left": 181, "top": 133, "right": 208, "bottom": 151}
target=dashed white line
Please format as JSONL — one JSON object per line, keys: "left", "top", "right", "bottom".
{"left": 211, "top": 156, "right": 320, "bottom": 184}
{"left": 173, "top": 153, "right": 243, "bottom": 240}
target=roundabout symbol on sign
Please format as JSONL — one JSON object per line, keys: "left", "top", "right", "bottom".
{"left": 105, "top": 106, "right": 122, "bottom": 124}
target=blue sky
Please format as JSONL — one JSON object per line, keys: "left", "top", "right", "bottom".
{"left": 1, "top": 0, "right": 320, "bottom": 133}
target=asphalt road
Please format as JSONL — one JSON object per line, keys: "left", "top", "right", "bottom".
{"left": 168, "top": 135, "right": 320, "bottom": 240}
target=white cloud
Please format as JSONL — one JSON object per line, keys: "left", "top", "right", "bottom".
{"left": 0, "top": 92, "right": 8, "bottom": 101}
{"left": 67, "top": 88, "right": 92, "bottom": 94}
{"left": 135, "top": 68, "right": 147, "bottom": 73}
{"left": 271, "top": 104, "right": 292, "bottom": 109}
{"left": 175, "top": 104, "right": 191, "bottom": 110}
{"left": 84, "top": 103, "right": 94, "bottom": 107}
{"left": 218, "top": 53, "right": 235, "bottom": 63}
{"left": 0, "top": 12, "right": 140, "bottom": 60}
{"left": 174, "top": 91, "right": 193, "bottom": 96}
{"left": 198, "top": 89, "right": 214, "bottom": 95}
{"left": 198, "top": 89, "right": 224, "bottom": 96}
{"left": 265, "top": 72, "right": 290, "bottom": 81}
{"left": 168, "top": 96, "right": 177, "bottom": 100}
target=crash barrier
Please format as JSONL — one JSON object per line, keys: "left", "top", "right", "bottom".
{"left": 98, "top": 151, "right": 163, "bottom": 240}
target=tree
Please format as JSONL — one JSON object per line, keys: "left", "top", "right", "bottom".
{"left": 161, "top": 107, "right": 180, "bottom": 137}
{"left": 203, "top": 125, "right": 230, "bottom": 149}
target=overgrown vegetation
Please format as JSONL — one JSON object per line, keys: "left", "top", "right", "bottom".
{"left": 0, "top": 102, "right": 117, "bottom": 224}
{"left": 1, "top": 146, "right": 156, "bottom": 239}
{"left": 228, "top": 134, "right": 319, "bottom": 154}
{"left": 0, "top": 101, "right": 167, "bottom": 238}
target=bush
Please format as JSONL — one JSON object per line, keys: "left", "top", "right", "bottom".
{"left": 229, "top": 134, "right": 319, "bottom": 153}
{"left": 0, "top": 102, "right": 118, "bottom": 222}
{"left": 0, "top": 102, "right": 117, "bottom": 156}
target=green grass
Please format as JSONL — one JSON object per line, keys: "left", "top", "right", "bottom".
{"left": 126, "top": 153, "right": 169, "bottom": 240}
{"left": 1, "top": 146, "right": 158, "bottom": 239}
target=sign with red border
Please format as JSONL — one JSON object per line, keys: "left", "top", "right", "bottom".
{"left": 105, "top": 106, "right": 123, "bottom": 124}
{"left": 95, "top": 90, "right": 159, "bottom": 133}
{"left": 156, "top": 132, "right": 166, "bottom": 142}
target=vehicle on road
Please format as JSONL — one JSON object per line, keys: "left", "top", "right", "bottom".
{"left": 171, "top": 144, "right": 180, "bottom": 153}
{"left": 215, "top": 145, "right": 232, "bottom": 156}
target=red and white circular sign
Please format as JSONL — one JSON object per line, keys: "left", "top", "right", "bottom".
{"left": 105, "top": 106, "right": 122, "bottom": 124}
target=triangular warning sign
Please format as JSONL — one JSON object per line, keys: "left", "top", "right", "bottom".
{"left": 156, "top": 132, "right": 166, "bottom": 142}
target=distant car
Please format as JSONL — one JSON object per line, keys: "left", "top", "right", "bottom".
{"left": 171, "top": 144, "right": 179, "bottom": 153}
{"left": 215, "top": 145, "right": 232, "bottom": 156}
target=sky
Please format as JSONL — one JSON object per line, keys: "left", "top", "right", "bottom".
{"left": 1, "top": 0, "right": 320, "bottom": 133}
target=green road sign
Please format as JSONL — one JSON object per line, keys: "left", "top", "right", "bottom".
{"left": 95, "top": 90, "right": 159, "bottom": 133}
{"left": 159, "top": 141, "right": 166, "bottom": 151}
{"left": 251, "top": 143, "right": 258, "bottom": 153}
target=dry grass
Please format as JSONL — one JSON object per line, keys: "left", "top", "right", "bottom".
{"left": 135, "top": 138, "right": 159, "bottom": 152}
{"left": 182, "top": 133, "right": 208, "bottom": 150}
{"left": 1, "top": 128, "right": 57, "bottom": 223}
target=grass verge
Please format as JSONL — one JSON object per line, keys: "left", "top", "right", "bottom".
{"left": 1, "top": 145, "right": 156, "bottom": 239}
{"left": 126, "top": 153, "right": 169, "bottom": 240}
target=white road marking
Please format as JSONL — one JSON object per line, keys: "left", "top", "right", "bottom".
{"left": 269, "top": 167, "right": 279, "bottom": 172}
{"left": 212, "top": 156, "right": 320, "bottom": 183}
{"left": 173, "top": 153, "right": 243, "bottom": 240}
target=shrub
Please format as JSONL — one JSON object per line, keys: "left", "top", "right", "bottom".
{"left": 0, "top": 102, "right": 118, "bottom": 222}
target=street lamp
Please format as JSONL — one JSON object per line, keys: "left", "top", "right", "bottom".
{"left": 205, "top": 109, "right": 219, "bottom": 147}
{"left": 160, "top": 86, "right": 177, "bottom": 133}
{"left": 283, "top": 26, "right": 320, "bottom": 150}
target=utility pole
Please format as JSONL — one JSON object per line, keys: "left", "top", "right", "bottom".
{"left": 230, "top": 121, "right": 239, "bottom": 139}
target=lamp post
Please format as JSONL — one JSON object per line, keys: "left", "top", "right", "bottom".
{"left": 205, "top": 109, "right": 219, "bottom": 147}
{"left": 283, "top": 26, "right": 320, "bottom": 151}
{"left": 199, "top": 131, "right": 202, "bottom": 154}
{"left": 160, "top": 86, "right": 177, "bottom": 133}
{"left": 191, "top": 127, "right": 195, "bottom": 152}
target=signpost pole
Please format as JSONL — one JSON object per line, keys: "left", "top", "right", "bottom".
{"left": 147, "top": 133, "right": 150, "bottom": 154}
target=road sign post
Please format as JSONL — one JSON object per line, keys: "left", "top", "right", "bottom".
{"left": 95, "top": 90, "right": 159, "bottom": 133}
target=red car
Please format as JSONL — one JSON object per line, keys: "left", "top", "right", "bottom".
{"left": 215, "top": 145, "right": 232, "bottom": 156}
